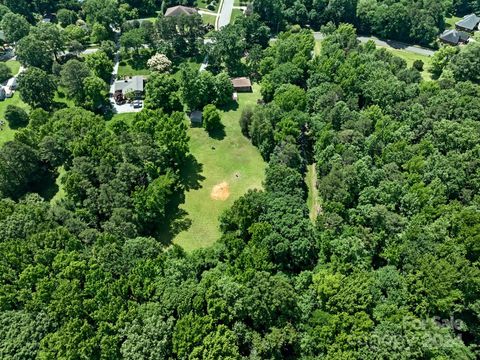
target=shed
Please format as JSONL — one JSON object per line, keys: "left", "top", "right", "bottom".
{"left": 189, "top": 110, "right": 202, "bottom": 125}
{"left": 455, "top": 14, "right": 480, "bottom": 32}
{"left": 439, "top": 29, "right": 470, "bottom": 45}
{"left": 231, "top": 77, "right": 252, "bottom": 92}
{"left": 165, "top": 6, "right": 198, "bottom": 17}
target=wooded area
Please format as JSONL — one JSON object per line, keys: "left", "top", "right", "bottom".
{"left": 0, "top": 0, "right": 479, "bottom": 359}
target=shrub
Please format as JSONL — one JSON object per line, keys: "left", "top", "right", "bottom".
{"left": 202, "top": 104, "right": 222, "bottom": 133}
{"left": 239, "top": 106, "right": 253, "bottom": 137}
{"left": 5, "top": 105, "right": 29, "bottom": 128}
{"left": 0, "top": 63, "right": 12, "bottom": 83}
{"left": 413, "top": 59, "right": 424, "bottom": 72}
{"left": 147, "top": 53, "right": 172, "bottom": 73}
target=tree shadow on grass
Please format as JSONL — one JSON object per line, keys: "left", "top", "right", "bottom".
{"left": 219, "top": 99, "right": 239, "bottom": 112}
{"left": 208, "top": 124, "right": 226, "bottom": 140}
{"left": 179, "top": 154, "right": 205, "bottom": 191}
{"left": 156, "top": 154, "right": 205, "bottom": 245}
{"left": 156, "top": 190, "right": 192, "bottom": 246}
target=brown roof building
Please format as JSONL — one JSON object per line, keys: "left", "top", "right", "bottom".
{"left": 164, "top": 6, "right": 198, "bottom": 17}
{"left": 231, "top": 77, "right": 252, "bottom": 92}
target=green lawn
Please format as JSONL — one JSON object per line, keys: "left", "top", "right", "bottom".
{"left": 174, "top": 85, "right": 266, "bottom": 251}
{"left": 314, "top": 40, "right": 322, "bottom": 56}
{"left": 381, "top": 47, "right": 433, "bottom": 80}
{"left": 0, "top": 92, "right": 29, "bottom": 146}
{"left": 202, "top": 13, "right": 217, "bottom": 26}
{"left": 231, "top": 9, "right": 244, "bottom": 22}
{"left": 445, "top": 16, "right": 462, "bottom": 29}
{"left": 172, "top": 59, "right": 202, "bottom": 81}
{"left": 4, "top": 60, "right": 20, "bottom": 75}
{"left": 233, "top": 0, "right": 250, "bottom": 6}
{"left": 50, "top": 166, "right": 66, "bottom": 204}
{"left": 306, "top": 163, "right": 320, "bottom": 222}
{"left": 118, "top": 63, "right": 151, "bottom": 77}
{"left": 198, "top": 0, "right": 218, "bottom": 12}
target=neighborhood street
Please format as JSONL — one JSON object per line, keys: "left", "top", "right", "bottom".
{"left": 216, "top": 0, "right": 234, "bottom": 29}
{"left": 357, "top": 36, "right": 435, "bottom": 56}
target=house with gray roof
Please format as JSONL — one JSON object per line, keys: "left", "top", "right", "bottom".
{"left": 113, "top": 76, "right": 145, "bottom": 104}
{"left": 439, "top": 29, "right": 470, "bottom": 45}
{"left": 455, "top": 14, "right": 480, "bottom": 32}
{"left": 114, "top": 76, "right": 144, "bottom": 94}
{"left": 164, "top": 5, "right": 198, "bottom": 17}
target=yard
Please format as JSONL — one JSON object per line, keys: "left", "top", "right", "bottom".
{"left": 233, "top": 0, "right": 250, "bottom": 6}
{"left": 231, "top": 9, "right": 244, "bottom": 23}
{"left": 382, "top": 47, "right": 433, "bottom": 80}
{"left": 174, "top": 84, "right": 266, "bottom": 251}
{"left": 4, "top": 60, "right": 20, "bottom": 76}
{"left": 445, "top": 15, "right": 462, "bottom": 29}
{"left": 201, "top": 13, "right": 217, "bottom": 26}
{"left": 197, "top": 0, "right": 218, "bottom": 11}
{"left": 0, "top": 92, "right": 29, "bottom": 146}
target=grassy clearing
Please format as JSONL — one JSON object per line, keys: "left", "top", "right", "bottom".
{"left": 50, "top": 166, "right": 66, "bottom": 204}
{"left": 0, "top": 92, "right": 29, "bottom": 146}
{"left": 4, "top": 60, "right": 20, "bottom": 75}
{"left": 201, "top": 13, "right": 217, "bottom": 26}
{"left": 306, "top": 164, "right": 320, "bottom": 222}
{"left": 174, "top": 85, "right": 266, "bottom": 251}
{"left": 314, "top": 40, "right": 322, "bottom": 56}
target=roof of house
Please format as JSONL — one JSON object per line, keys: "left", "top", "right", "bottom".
{"left": 456, "top": 14, "right": 480, "bottom": 30}
{"left": 231, "top": 77, "right": 252, "bottom": 88}
{"left": 190, "top": 110, "right": 202, "bottom": 123}
{"left": 114, "top": 76, "right": 145, "bottom": 93}
{"left": 439, "top": 29, "right": 469, "bottom": 44}
{"left": 164, "top": 6, "right": 198, "bottom": 17}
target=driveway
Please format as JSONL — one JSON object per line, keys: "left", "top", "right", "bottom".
{"left": 217, "top": 0, "right": 234, "bottom": 29}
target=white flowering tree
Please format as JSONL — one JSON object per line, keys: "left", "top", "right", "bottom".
{"left": 147, "top": 53, "right": 172, "bottom": 73}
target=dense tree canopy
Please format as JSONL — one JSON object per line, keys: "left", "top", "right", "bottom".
{"left": 1, "top": 1, "right": 480, "bottom": 359}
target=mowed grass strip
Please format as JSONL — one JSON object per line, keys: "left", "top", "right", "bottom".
{"left": 381, "top": 47, "right": 433, "bottom": 80}
{"left": 174, "top": 85, "right": 266, "bottom": 251}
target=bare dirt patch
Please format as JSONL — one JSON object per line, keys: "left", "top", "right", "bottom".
{"left": 211, "top": 181, "right": 230, "bottom": 201}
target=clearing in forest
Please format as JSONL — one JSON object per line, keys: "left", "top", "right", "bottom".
{"left": 174, "top": 85, "right": 265, "bottom": 251}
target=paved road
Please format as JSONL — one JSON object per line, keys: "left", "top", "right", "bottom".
{"left": 217, "top": 0, "right": 234, "bottom": 29}
{"left": 357, "top": 36, "right": 435, "bottom": 56}
{"left": 311, "top": 32, "right": 434, "bottom": 56}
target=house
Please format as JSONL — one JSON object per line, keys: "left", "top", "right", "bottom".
{"left": 439, "top": 29, "right": 470, "bottom": 45}
{"left": 189, "top": 110, "right": 202, "bottom": 126}
{"left": 164, "top": 5, "right": 198, "bottom": 17}
{"left": 455, "top": 14, "right": 480, "bottom": 32}
{"left": 231, "top": 77, "right": 252, "bottom": 92}
{"left": 114, "top": 76, "right": 144, "bottom": 96}
{"left": 113, "top": 76, "right": 145, "bottom": 104}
